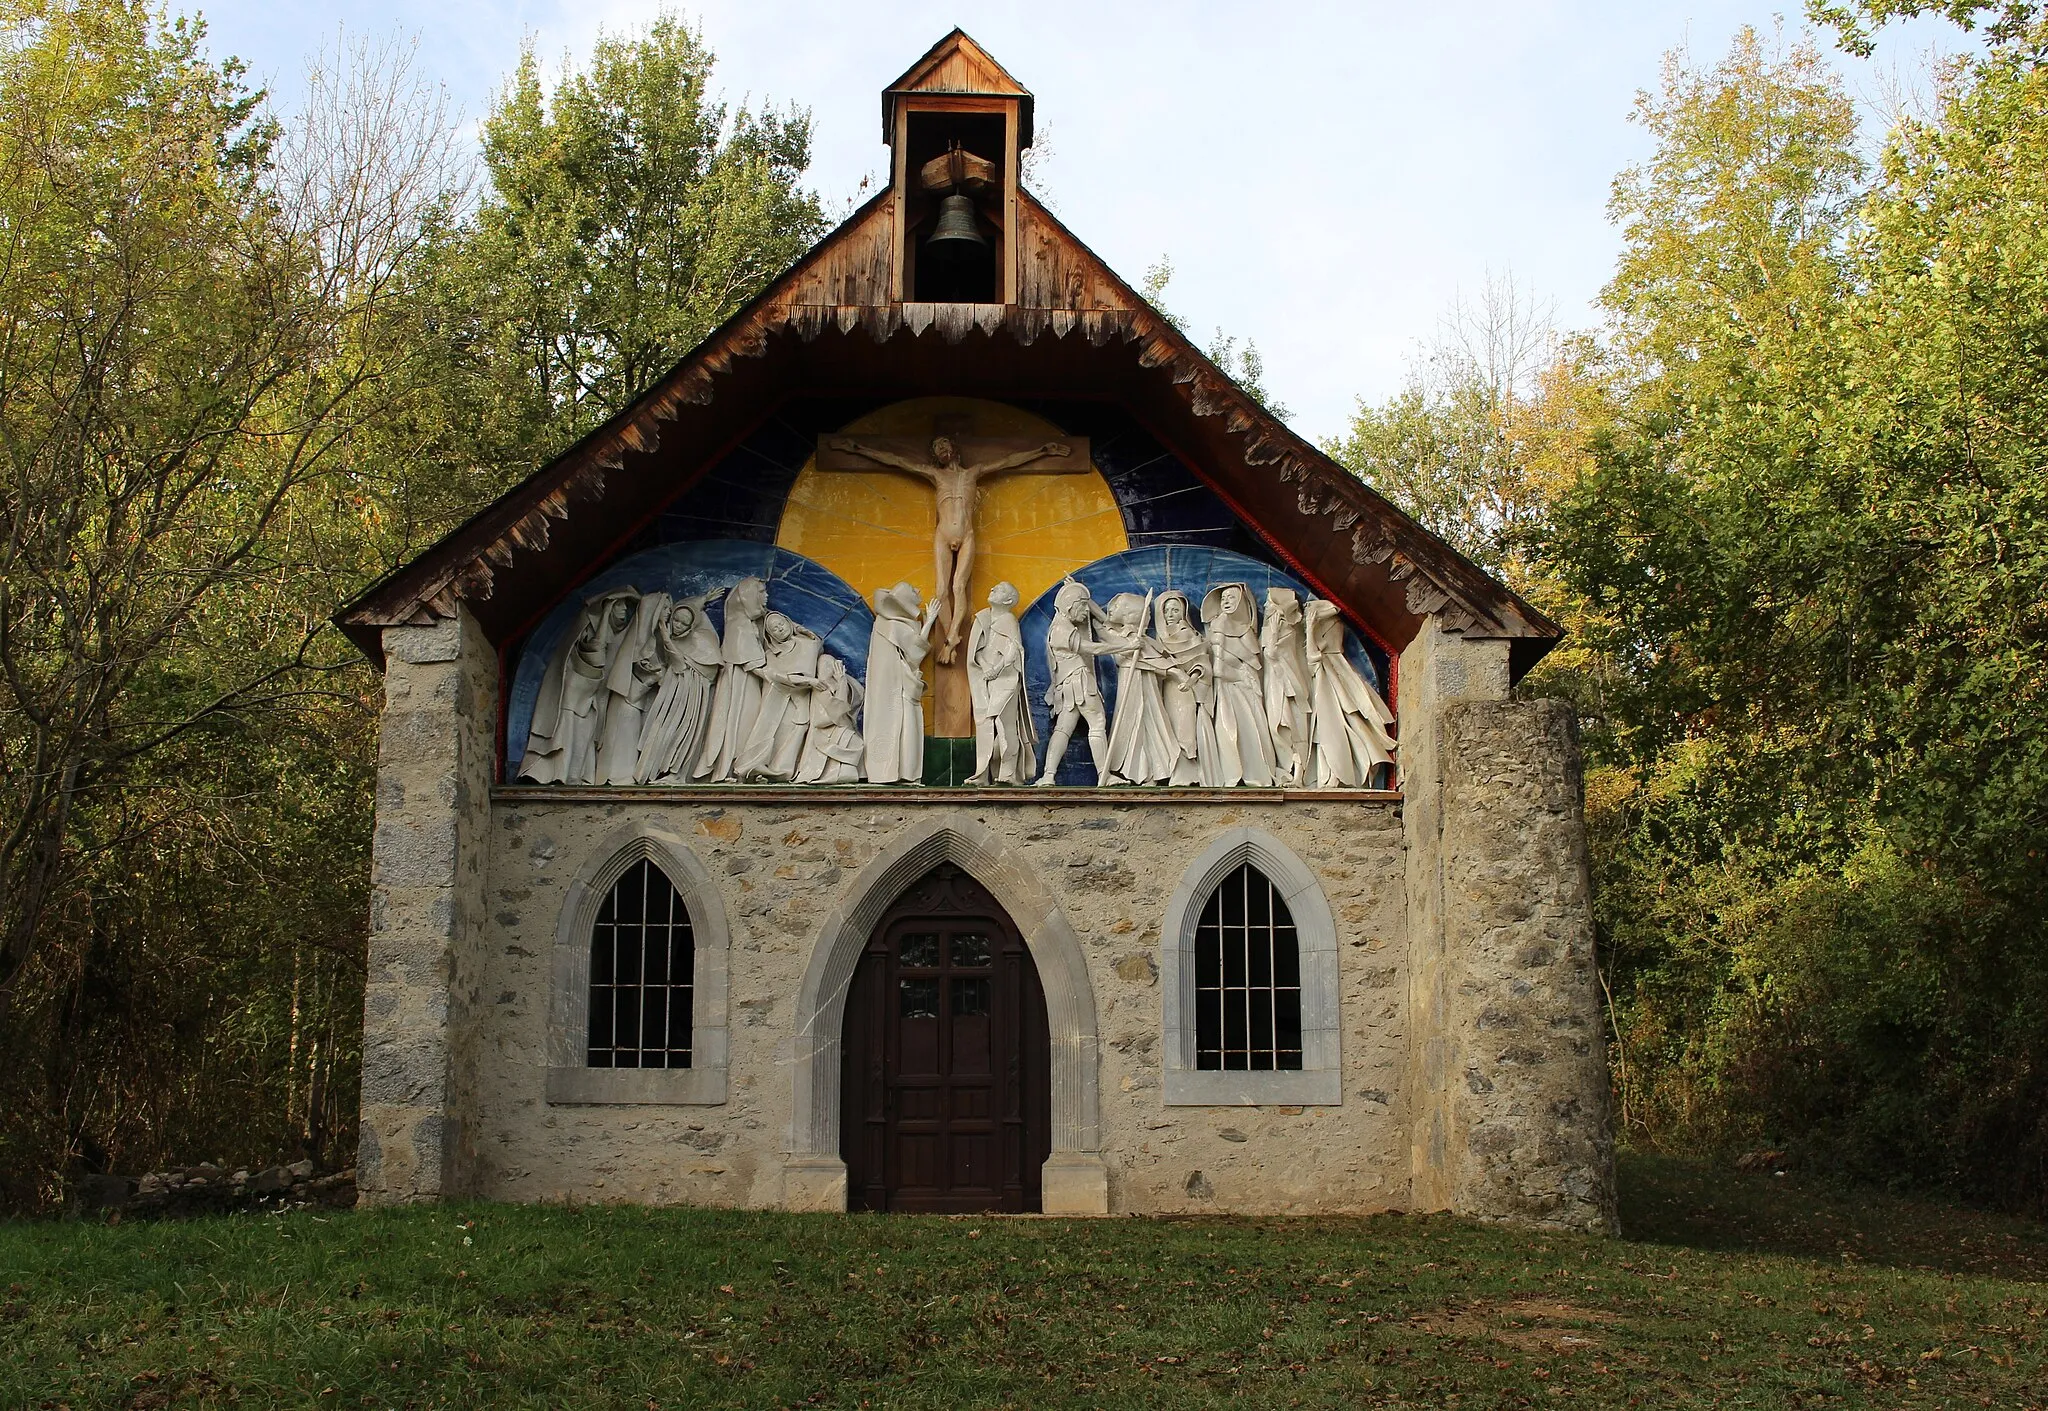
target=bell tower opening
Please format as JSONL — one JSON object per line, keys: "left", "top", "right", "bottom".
{"left": 883, "top": 29, "right": 1032, "bottom": 306}
{"left": 905, "top": 114, "right": 1003, "bottom": 303}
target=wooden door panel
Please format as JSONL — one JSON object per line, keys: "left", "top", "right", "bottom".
{"left": 839, "top": 864, "right": 1051, "bottom": 1213}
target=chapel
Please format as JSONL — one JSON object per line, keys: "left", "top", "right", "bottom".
{"left": 338, "top": 31, "right": 1616, "bottom": 1230}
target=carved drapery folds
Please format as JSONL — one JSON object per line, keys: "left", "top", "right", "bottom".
{"left": 512, "top": 573, "right": 1398, "bottom": 791}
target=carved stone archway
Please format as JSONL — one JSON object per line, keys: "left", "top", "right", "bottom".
{"left": 784, "top": 812, "right": 1108, "bottom": 1214}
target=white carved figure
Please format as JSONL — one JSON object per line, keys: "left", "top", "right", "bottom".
{"left": 693, "top": 576, "right": 770, "bottom": 782}
{"left": 1304, "top": 598, "right": 1398, "bottom": 788}
{"left": 1153, "top": 590, "right": 1221, "bottom": 786}
{"left": 1036, "top": 578, "right": 1111, "bottom": 786}
{"left": 821, "top": 433, "right": 1078, "bottom": 664}
{"left": 517, "top": 589, "right": 639, "bottom": 784}
{"left": 1202, "top": 582, "right": 1279, "bottom": 787}
{"left": 1260, "top": 587, "right": 1312, "bottom": 786}
{"left": 735, "top": 611, "right": 824, "bottom": 782}
{"left": 864, "top": 581, "right": 940, "bottom": 784}
{"left": 965, "top": 581, "right": 1037, "bottom": 785}
{"left": 595, "top": 593, "right": 668, "bottom": 785}
{"left": 635, "top": 592, "right": 723, "bottom": 783}
{"left": 797, "top": 654, "right": 866, "bottom": 784}
{"left": 1098, "top": 590, "right": 1177, "bottom": 785}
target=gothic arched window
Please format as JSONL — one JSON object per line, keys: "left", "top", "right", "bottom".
{"left": 587, "top": 858, "right": 694, "bottom": 1069}
{"left": 1193, "top": 862, "right": 1304, "bottom": 1072}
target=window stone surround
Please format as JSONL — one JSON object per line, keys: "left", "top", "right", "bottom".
{"left": 544, "top": 824, "right": 730, "bottom": 1106}
{"left": 1161, "top": 828, "right": 1343, "bottom": 1107}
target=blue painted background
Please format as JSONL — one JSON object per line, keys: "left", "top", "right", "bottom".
{"left": 1017, "top": 545, "right": 1390, "bottom": 785}
{"left": 626, "top": 396, "right": 1275, "bottom": 565}
{"left": 505, "top": 541, "right": 872, "bottom": 775}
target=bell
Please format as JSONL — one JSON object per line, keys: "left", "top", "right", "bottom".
{"left": 927, "top": 193, "right": 987, "bottom": 250}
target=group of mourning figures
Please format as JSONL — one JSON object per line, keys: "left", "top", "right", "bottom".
{"left": 517, "top": 576, "right": 1396, "bottom": 789}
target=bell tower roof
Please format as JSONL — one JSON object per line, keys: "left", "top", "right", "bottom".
{"left": 883, "top": 28, "right": 1034, "bottom": 148}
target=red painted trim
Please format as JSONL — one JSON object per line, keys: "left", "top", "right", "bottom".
{"left": 495, "top": 396, "right": 799, "bottom": 774}
{"left": 492, "top": 365, "right": 1414, "bottom": 775}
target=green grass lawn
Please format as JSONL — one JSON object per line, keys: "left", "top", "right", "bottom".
{"left": 3, "top": 1154, "right": 2044, "bottom": 1409}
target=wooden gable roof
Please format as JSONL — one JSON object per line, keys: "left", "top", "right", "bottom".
{"left": 336, "top": 188, "right": 1559, "bottom": 679}
{"left": 882, "top": 28, "right": 1035, "bottom": 146}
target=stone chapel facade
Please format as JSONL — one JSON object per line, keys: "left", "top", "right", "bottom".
{"left": 338, "top": 31, "right": 1617, "bottom": 1232}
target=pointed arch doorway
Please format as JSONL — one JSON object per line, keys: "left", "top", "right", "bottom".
{"left": 840, "top": 863, "right": 1052, "bottom": 1212}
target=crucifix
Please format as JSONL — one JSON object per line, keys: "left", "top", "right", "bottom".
{"left": 816, "top": 427, "right": 1093, "bottom": 666}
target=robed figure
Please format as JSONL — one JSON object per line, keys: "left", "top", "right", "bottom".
{"left": 1098, "top": 590, "right": 1177, "bottom": 786}
{"left": 517, "top": 589, "right": 639, "bottom": 785}
{"left": 965, "top": 581, "right": 1036, "bottom": 785}
{"left": 865, "top": 581, "right": 940, "bottom": 784}
{"left": 736, "top": 612, "right": 824, "bottom": 782}
{"left": 636, "top": 592, "right": 723, "bottom": 784}
{"left": 797, "top": 655, "right": 866, "bottom": 784}
{"left": 595, "top": 593, "right": 668, "bottom": 786}
{"left": 1153, "top": 591, "right": 1221, "bottom": 787}
{"left": 1304, "top": 598, "right": 1398, "bottom": 788}
{"left": 1202, "top": 583, "right": 1279, "bottom": 788}
{"left": 693, "top": 576, "right": 770, "bottom": 782}
{"left": 1261, "top": 587, "right": 1313, "bottom": 786}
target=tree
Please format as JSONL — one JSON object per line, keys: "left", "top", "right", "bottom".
{"left": 1140, "top": 256, "right": 1291, "bottom": 420}
{"left": 1323, "top": 273, "right": 1587, "bottom": 573}
{"left": 0, "top": 1, "right": 469, "bottom": 1203}
{"left": 437, "top": 17, "right": 827, "bottom": 467}
{"left": 1537, "top": 19, "right": 2048, "bottom": 1206}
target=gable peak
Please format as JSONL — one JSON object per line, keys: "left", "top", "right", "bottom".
{"left": 883, "top": 29, "right": 1034, "bottom": 148}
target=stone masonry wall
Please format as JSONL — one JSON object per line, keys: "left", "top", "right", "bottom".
{"left": 1436, "top": 700, "right": 1616, "bottom": 1233}
{"left": 357, "top": 609, "right": 497, "bottom": 1203}
{"left": 1399, "top": 621, "right": 1512, "bottom": 1214}
{"left": 1400, "top": 620, "right": 1615, "bottom": 1233}
{"left": 469, "top": 796, "right": 1410, "bottom": 1215}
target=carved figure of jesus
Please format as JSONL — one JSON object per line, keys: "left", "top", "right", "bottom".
{"left": 820, "top": 433, "right": 1080, "bottom": 664}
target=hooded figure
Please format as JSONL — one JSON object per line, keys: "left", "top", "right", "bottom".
{"left": 693, "top": 576, "right": 770, "bottom": 782}
{"left": 797, "top": 654, "right": 866, "bottom": 784}
{"left": 1260, "top": 587, "right": 1312, "bottom": 786}
{"left": 1201, "top": 582, "right": 1279, "bottom": 788}
{"left": 1303, "top": 599, "right": 1398, "bottom": 788}
{"left": 1153, "top": 590, "right": 1220, "bottom": 787}
{"left": 517, "top": 588, "right": 639, "bottom": 784}
{"left": 637, "top": 592, "right": 724, "bottom": 784}
{"left": 736, "top": 611, "right": 824, "bottom": 782}
{"left": 864, "top": 581, "right": 939, "bottom": 784}
{"left": 966, "top": 581, "right": 1037, "bottom": 785}
{"left": 1098, "top": 590, "right": 1176, "bottom": 785}
{"left": 595, "top": 592, "right": 668, "bottom": 786}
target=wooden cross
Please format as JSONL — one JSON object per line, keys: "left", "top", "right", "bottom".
{"left": 815, "top": 428, "right": 1092, "bottom": 669}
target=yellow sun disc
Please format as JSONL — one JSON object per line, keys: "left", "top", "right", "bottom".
{"left": 774, "top": 396, "right": 1129, "bottom": 614}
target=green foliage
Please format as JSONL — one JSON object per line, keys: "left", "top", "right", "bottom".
{"left": 1140, "top": 255, "right": 1291, "bottom": 419}
{"left": 6, "top": 1161, "right": 2047, "bottom": 1407}
{"left": 436, "top": 17, "right": 825, "bottom": 468}
{"left": 1535, "top": 22, "right": 2048, "bottom": 1208}
{"left": 1324, "top": 274, "right": 1578, "bottom": 572}
{"left": 1810, "top": 0, "right": 2048, "bottom": 55}
{"left": 0, "top": 2, "right": 823, "bottom": 1211}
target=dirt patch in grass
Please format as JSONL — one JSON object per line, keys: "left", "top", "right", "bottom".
{"left": 1408, "top": 1297, "right": 1621, "bottom": 1353}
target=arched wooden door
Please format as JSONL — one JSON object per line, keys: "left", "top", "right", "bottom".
{"left": 841, "top": 863, "right": 1052, "bottom": 1212}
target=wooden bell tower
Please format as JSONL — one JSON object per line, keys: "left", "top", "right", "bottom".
{"left": 884, "top": 29, "right": 1033, "bottom": 306}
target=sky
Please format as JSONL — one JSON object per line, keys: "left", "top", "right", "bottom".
{"left": 192, "top": 1, "right": 1966, "bottom": 443}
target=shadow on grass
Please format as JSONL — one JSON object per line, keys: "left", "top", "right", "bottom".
{"left": 1618, "top": 1149, "right": 2048, "bottom": 1281}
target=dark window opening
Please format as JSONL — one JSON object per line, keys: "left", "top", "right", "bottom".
{"left": 1194, "top": 863, "right": 1303, "bottom": 1071}
{"left": 904, "top": 110, "right": 1005, "bottom": 304}
{"left": 587, "top": 858, "right": 693, "bottom": 1069}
